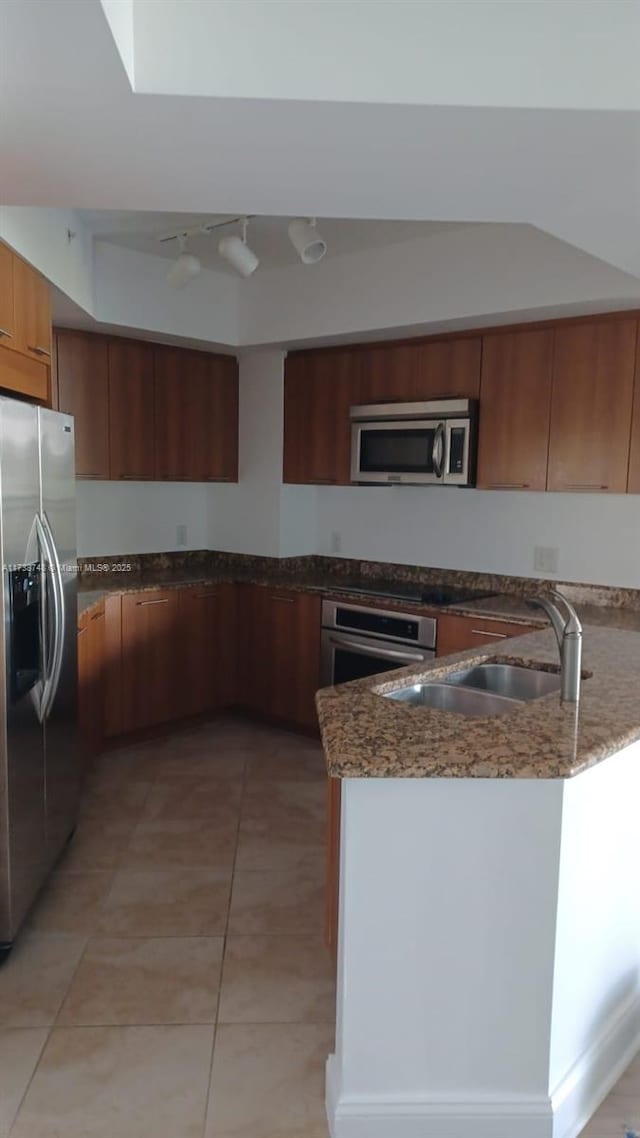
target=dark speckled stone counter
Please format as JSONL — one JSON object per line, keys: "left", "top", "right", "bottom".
{"left": 316, "top": 624, "right": 640, "bottom": 779}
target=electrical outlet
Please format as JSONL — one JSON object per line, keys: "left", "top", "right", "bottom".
{"left": 330, "top": 531, "right": 342, "bottom": 554}
{"left": 533, "top": 545, "right": 559, "bottom": 574}
{"left": 176, "top": 524, "right": 187, "bottom": 548}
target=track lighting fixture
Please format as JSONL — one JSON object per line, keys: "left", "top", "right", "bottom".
{"left": 165, "top": 235, "right": 201, "bottom": 288}
{"left": 161, "top": 214, "right": 328, "bottom": 285}
{"left": 218, "top": 218, "right": 259, "bottom": 278}
{"left": 288, "top": 217, "right": 327, "bottom": 265}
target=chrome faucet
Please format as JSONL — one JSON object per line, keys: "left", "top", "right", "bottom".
{"left": 529, "top": 590, "right": 582, "bottom": 703}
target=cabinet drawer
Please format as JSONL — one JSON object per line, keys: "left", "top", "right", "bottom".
{"left": 0, "top": 341, "right": 49, "bottom": 402}
{"left": 437, "top": 614, "right": 538, "bottom": 658}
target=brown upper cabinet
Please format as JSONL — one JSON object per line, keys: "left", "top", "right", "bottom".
{"left": 547, "top": 319, "right": 637, "bottom": 493}
{"left": 154, "top": 345, "right": 239, "bottom": 482}
{"left": 108, "top": 339, "right": 155, "bottom": 480}
{"left": 0, "top": 244, "right": 52, "bottom": 404}
{"left": 13, "top": 256, "right": 52, "bottom": 364}
{"left": 283, "top": 349, "right": 361, "bottom": 484}
{"left": 56, "top": 330, "right": 110, "bottom": 478}
{"left": 416, "top": 337, "right": 481, "bottom": 400}
{"left": 357, "top": 336, "right": 481, "bottom": 405}
{"left": 358, "top": 342, "right": 420, "bottom": 403}
{"left": 628, "top": 350, "right": 640, "bottom": 493}
{"left": 477, "top": 329, "right": 554, "bottom": 491}
{"left": 0, "top": 244, "right": 15, "bottom": 345}
{"left": 55, "top": 330, "right": 238, "bottom": 483}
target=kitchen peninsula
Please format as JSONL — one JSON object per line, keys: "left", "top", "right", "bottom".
{"left": 317, "top": 624, "right": 640, "bottom": 1138}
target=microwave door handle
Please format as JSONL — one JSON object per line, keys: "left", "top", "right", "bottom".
{"left": 328, "top": 634, "right": 426, "bottom": 663}
{"left": 432, "top": 422, "right": 445, "bottom": 479}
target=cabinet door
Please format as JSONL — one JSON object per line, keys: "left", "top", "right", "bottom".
{"left": 0, "top": 243, "right": 15, "bottom": 345}
{"left": 238, "top": 586, "right": 321, "bottom": 729}
{"left": 195, "top": 355, "right": 238, "bottom": 482}
{"left": 13, "top": 256, "right": 52, "bottom": 363}
{"left": 104, "top": 593, "right": 124, "bottom": 738}
{"left": 627, "top": 349, "right": 640, "bottom": 493}
{"left": 108, "top": 339, "right": 155, "bottom": 479}
{"left": 56, "top": 330, "right": 110, "bottom": 478}
{"left": 121, "top": 590, "right": 180, "bottom": 732}
{"left": 283, "top": 350, "right": 361, "bottom": 484}
{"left": 547, "top": 320, "right": 636, "bottom": 493}
{"left": 416, "top": 337, "right": 481, "bottom": 399}
{"left": 477, "top": 329, "right": 553, "bottom": 490}
{"left": 358, "top": 343, "right": 420, "bottom": 403}
{"left": 436, "top": 614, "right": 538, "bottom": 657}
{"left": 177, "top": 584, "right": 238, "bottom": 717}
{"left": 77, "top": 604, "right": 105, "bottom": 771}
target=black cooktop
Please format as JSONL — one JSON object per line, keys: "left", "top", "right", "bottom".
{"left": 328, "top": 580, "right": 495, "bottom": 608}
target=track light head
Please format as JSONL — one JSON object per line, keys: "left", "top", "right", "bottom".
{"left": 288, "top": 218, "right": 326, "bottom": 265}
{"left": 218, "top": 219, "right": 259, "bottom": 278}
{"left": 166, "top": 235, "right": 201, "bottom": 288}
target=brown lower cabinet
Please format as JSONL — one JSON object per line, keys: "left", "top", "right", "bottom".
{"left": 436, "top": 613, "right": 539, "bottom": 657}
{"left": 88, "top": 582, "right": 321, "bottom": 742}
{"left": 239, "top": 585, "right": 322, "bottom": 731}
{"left": 177, "top": 584, "right": 238, "bottom": 717}
{"left": 120, "top": 590, "right": 181, "bottom": 734}
{"left": 77, "top": 602, "right": 106, "bottom": 769}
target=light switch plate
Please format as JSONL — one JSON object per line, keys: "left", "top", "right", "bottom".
{"left": 533, "top": 545, "right": 559, "bottom": 574}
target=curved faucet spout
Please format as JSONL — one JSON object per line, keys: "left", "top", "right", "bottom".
{"left": 528, "top": 590, "right": 582, "bottom": 704}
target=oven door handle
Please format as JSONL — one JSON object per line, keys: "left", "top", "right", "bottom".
{"left": 327, "top": 634, "right": 427, "bottom": 663}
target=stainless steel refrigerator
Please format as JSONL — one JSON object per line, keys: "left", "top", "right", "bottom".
{"left": 0, "top": 398, "right": 79, "bottom": 959}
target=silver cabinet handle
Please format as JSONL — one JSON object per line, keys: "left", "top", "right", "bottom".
{"left": 271, "top": 595, "right": 294, "bottom": 603}
{"left": 486, "top": 482, "right": 529, "bottom": 489}
{"left": 471, "top": 629, "right": 508, "bottom": 639}
{"left": 136, "top": 597, "right": 169, "bottom": 606}
{"left": 0, "top": 328, "right": 12, "bottom": 338}
{"left": 28, "top": 345, "right": 51, "bottom": 357}
{"left": 194, "top": 592, "right": 219, "bottom": 599}
{"left": 560, "top": 483, "right": 608, "bottom": 491}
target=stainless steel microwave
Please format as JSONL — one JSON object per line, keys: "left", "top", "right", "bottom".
{"left": 350, "top": 399, "right": 477, "bottom": 486}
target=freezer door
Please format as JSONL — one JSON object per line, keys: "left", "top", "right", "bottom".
{"left": 0, "top": 399, "right": 46, "bottom": 944}
{"left": 38, "top": 409, "right": 79, "bottom": 863}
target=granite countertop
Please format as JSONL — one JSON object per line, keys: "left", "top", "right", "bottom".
{"left": 316, "top": 623, "right": 640, "bottom": 780}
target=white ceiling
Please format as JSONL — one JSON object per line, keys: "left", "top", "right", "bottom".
{"left": 2, "top": 0, "right": 640, "bottom": 288}
{"left": 78, "top": 210, "right": 466, "bottom": 273}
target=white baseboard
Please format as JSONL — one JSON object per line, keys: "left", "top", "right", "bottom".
{"left": 327, "top": 994, "right": 640, "bottom": 1138}
{"left": 326, "top": 1055, "right": 552, "bottom": 1138}
{"left": 551, "top": 990, "right": 640, "bottom": 1138}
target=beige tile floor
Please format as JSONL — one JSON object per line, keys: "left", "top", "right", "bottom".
{"left": 0, "top": 716, "right": 334, "bottom": 1138}
{"left": 0, "top": 715, "right": 638, "bottom": 1137}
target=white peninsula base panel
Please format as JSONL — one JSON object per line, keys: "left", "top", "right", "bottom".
{"left": 327, "top": 741, "right": 640, "bottom": 1138}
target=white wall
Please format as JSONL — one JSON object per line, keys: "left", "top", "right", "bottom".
{"left": 95, "top": 240, "right": 239, "bottom": 347}
{"left": 206, "top": 350, "right": 317, "bottom": 557}
{"left": 0, "top": 206, "right": 95, "bottom": 315}
{"left": 315, "top": 485, "right": 640, "bottom": 588}
{"left": 76, "top": 481, "right": 209, "bottom": 557}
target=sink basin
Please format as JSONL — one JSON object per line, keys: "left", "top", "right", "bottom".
{"left": 444, "top": 663, "right": 561, "bottom": 701}
{"left": 386, "top": 682, "right": 520, "bottom": 717}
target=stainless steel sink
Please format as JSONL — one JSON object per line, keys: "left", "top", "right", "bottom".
{"left": 386, "top": 682, "right": 520, "bottom": 717}
{"left": 444, "top": 663, "right": 561, "bottom": 701}
{"left": 383, "top": 662, "right": 562, "bottom": 717}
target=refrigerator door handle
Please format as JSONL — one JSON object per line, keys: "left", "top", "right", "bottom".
{"left": 40, "top": 514, "right": 65, "bottom": 719}
{"left": 33, "top": 514, "right": 51, "bottom": 723}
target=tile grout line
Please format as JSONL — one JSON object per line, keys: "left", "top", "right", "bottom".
{"left": 200, "top": 731, "right": 253, "bottom": 1138}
